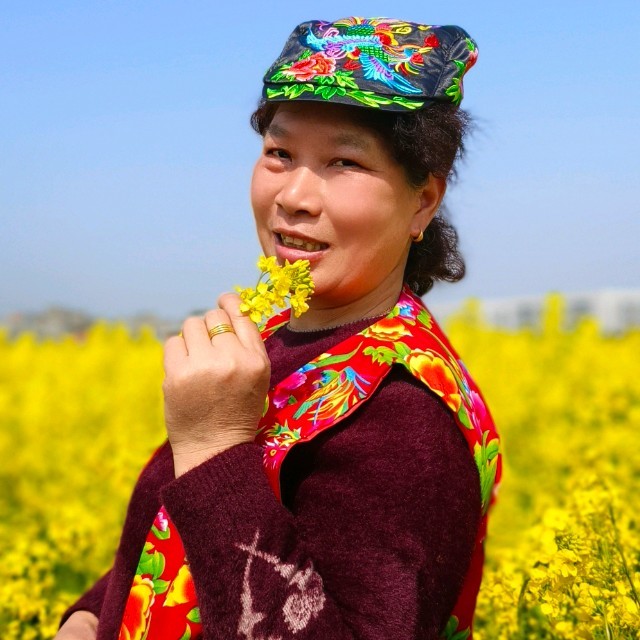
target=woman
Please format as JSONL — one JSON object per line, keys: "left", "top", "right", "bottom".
{"left": 56, "top": 17, "right": 501, "bottom": 640}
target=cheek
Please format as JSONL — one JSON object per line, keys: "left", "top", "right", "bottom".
{"left": 250, "top": 190, "right": 271, "bottom": 255}
{"left": 250, "top": 166, "right": 264, "bottom": 212}
{"left": 330, "top": 188, "right": 411, "bottom": 253}
{"left": 250, "top": 169, "right": 273, "bottom": 224}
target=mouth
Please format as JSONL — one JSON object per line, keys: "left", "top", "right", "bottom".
{"left": 276, "top": 232, "right": 328, "bottom": 253}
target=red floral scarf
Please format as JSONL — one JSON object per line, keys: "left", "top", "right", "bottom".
{"left": 118, "top": 285, "right": 501, "bottom": 640}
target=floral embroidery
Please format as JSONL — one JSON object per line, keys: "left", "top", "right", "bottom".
{"left": 404, "top": 350, "right": 463, "bottom": 413}
{"left": 423, "top": 34, "right": 440, "bottom": 49}
{"left": 164, "top": 564, "right": 197, "bottom": 607}
{"left": 445, "top": 37, "right": 477, "bottom": 105}
{"left": 258, "top": 285, "right": 501, "bottom": 509}
{"left": 156, "top": 510, "right": 168, "bottom": 532}
{"left": 293, "top": 366, "right": 373, "bottom": 424}
{"left": 474, "top": 431, "right": 501, "bottom": 515}
{"left": 119, "top": 507, "right": 202, "bottom": 640}
{"left": 262, "top": 421, "right": 302, "bottom": 470}
{"left": 441, "top": 614, "right": 470, "bottom": 640}
{"left": 257, "top": 286, "right": 501, "bottom": 639}
{"left": 122, "top": 284, "right": 500, "bottom": 640}
{"left": 236, "top": 530, "right": 325, "bottom": 639}
{"left": 266, "top": 17, "right": 442, "bottom": 110}
{"left": 118, "top": 575, "right": 155, "bottom": 640}
{"left": 362, "top": 316, "right": 411, "bottom": 341}
{"left": 469, "top": 389, "right": 489, "bottom": 437}
{"left": 272, "top": 371, "right": 307, "bottom": 409}
{"left": 283, "top": 52, "right": 336, "bottom": 81}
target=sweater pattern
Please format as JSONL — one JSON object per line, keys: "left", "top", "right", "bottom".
{"left": 118, "top": 285, "right": 501, "bottom": 640}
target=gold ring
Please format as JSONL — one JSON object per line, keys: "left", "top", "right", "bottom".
{"left": 208, "top": 323, "right": 235, "bottom": 339}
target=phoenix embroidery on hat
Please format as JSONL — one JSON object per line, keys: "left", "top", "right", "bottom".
{"left": 263, "top": 17, "right": 478, "bottom": 111}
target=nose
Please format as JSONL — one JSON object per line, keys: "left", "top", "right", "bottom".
{"left": 275, "top": 166, "right": 322, "bottom": 217}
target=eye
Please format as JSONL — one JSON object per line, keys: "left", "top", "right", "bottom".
{"left": 332, "top": 158, "right": 361, "bottom": 168}
{"left": 265, "top": 147, "right": 290, "bottom": 160}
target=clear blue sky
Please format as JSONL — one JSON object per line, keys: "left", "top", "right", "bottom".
{"left": 2, "top": 1, "right": 639, "bottom": 319}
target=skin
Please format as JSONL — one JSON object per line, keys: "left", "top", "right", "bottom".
{"left": 54, "top": 102, "right": 446, "bottom": 638}
{"left": 54, "top": 611, "right": 98, "bottom": 639}
{"left": 163, "top": 102, "right": 445, "bottom": 478}
{"left": 252, "top": 102, "right": 445, "bottom": 330}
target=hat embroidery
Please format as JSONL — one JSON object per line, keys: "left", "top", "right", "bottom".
{"left": 445, "top": 37, "right": 478, "bottom": 105}
{"left": 264, "top": 18, "right": 478, "bottom": 111}
{"left": 267, "top": 17, "right": 443, "bottom": 110}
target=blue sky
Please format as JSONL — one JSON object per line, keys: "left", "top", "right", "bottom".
{"left": 2, "top": 1, "right": 639, "bottom": 319}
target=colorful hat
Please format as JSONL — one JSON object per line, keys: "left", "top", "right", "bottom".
{"left": 263, "top": 17, "right": 478, "bottom": 112}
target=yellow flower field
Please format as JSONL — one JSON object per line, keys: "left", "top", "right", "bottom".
{"left": 1, "top": 295, "right": 638, "bottom": 639}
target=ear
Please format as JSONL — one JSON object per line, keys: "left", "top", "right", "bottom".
{"left": 411, "top": 175, "right": 446, "bottom": 237}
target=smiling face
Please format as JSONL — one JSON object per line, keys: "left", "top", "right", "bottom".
{"left": 251, "top": 102, "right": 442, "bottom": 313}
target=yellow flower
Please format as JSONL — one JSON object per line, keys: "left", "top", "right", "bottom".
{"left": 257, "top": 255, "right": 278, "bottom": 275}
{"left": 236, "top": 255, "right": 314, "bottom": 325}
{"left": 4, "top": 292, "right": 640, "bottom": 639}
{"left": 289, "top": 288, "right": 310, "bottom": 318}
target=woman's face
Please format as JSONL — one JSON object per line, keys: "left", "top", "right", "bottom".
{"left": 251, "top": 102, "right": 438, "bottom": 309}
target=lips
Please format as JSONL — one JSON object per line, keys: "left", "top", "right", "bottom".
{"left": 276, "top": 232, "right": 328, "bottom": 253}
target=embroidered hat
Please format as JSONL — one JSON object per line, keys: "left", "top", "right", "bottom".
{"left": 263, "top": 17, "right": 478, "bottom": 112}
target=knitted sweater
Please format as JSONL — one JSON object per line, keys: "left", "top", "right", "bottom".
{"left": 61, "top": 318, "right": 482, "bottom": 639}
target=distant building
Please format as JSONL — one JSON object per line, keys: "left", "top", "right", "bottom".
{"left": 0, "top": 307, "right": 180, "bottom": 340}
{"left": 428, "top": 289, "right": 640, "bottom": 335}
{"left": 2, "top": 289, "right": 639, "bottom": 339}
{"left": 2, "top": 307, "right": 94, "bottom": 339}
{"left": 126, "top": 313, "right": 181, "bottom": 340}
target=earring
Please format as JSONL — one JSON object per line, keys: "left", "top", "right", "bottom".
{"left": 412, "top": 229, "right": 424, "bottom": 243}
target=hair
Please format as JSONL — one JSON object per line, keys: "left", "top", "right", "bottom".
{"left": 250, "top": 100, "right": 471, "bottom": 296}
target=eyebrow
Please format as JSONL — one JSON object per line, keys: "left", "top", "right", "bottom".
{"left": 331, "top": 132, "right": 371, "bottom": 152}
{"left": 265, "top": 123, "right": 371, "bottom": 152}
{"left": 265, "top": 122, "right": 288, "bottom": 138}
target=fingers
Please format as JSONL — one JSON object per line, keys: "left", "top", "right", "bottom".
{"left": 182, "top": 315, "right": 217, "bottom": 354}
{"left": 203, "top": 308, "right": 237, "bottom": 346}
{"left": 164, "top": 334, "right": 187, "bottom": 372}
{"left": 217, "top": 292, "right": 264, "bottom": 349}
{"left": 167, "top": 312, "right": 233, "bottom": 371}
{"left": 167, "top": 292, "right": 264, "bottom": 370}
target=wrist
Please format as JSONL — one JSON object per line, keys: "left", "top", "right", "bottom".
{"left": 57, "top": 610, "right": 98, "bottom": 638}
{"left": 172, "top": 438, "right": 252, "bottom": 477}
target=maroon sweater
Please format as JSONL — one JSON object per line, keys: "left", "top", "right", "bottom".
{"left": 61, "top": 318, "right": 481, "bottom": 639}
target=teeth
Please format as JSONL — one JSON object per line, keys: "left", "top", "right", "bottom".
{"left": 280, "top": 234, "right": 324, "bottom": 252}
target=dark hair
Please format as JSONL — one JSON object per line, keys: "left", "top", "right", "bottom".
{"left": 250, "top": 101, "right": 470, "bottom": 296}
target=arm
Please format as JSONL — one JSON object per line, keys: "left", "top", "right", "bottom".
{"left": 56, "top": 570, "right": 110, "bottom": 638}
{"left": 56, "top": 442, "right": 173, "bottom": 637}
{"left": 162, "top": 371, "right": 481, "bottom": 639}
{"left": 54, "top": 611, "right": 99, "bottom": 640}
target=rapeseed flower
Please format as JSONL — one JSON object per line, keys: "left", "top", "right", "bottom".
{"left": 237, "top": 255, "right": 314, "bottom": 324}
{"left": 2, "top": 295, "right": 639, "bottom": 639}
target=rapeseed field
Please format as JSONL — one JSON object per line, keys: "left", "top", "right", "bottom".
{"left": 1, "top": 295, "right": 638, "bottom": 639}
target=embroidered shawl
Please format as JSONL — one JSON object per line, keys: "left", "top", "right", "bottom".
{"left": 118, "top": 285, "right": 501, "bottom": 640}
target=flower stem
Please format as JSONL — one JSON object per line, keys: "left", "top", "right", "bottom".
{"left": 608, "top": 502, "right": 640, "bottom": 607}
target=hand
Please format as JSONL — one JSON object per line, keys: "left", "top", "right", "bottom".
{"left": 163, "top": 293, "right": 271, "bottom": 477}
{"left": 54, "top": 611, "right": 98, "bottom": 639}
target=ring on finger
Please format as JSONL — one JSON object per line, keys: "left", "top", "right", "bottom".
{"left": 208, "top": 323, "right": 235, "bottom": 339}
